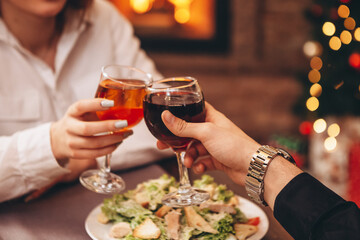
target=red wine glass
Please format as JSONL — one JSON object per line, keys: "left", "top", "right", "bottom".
{"left": 143, "top": 77, "right": 210, "bottom": 207}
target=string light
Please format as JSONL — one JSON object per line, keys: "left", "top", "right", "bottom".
{"left": 308, "top": 69, "right": 321, "bottom": 83}
{"left": 306, "top": 97, "right": 319, "bottom": 111}
{"left": 329, "top": 36, "right": 341, "bottom": 51}
{"left": 322, "top": 22, "right": 336, "bottom": 36}
{"left": 328, "top": 123, "right": 340, "bottom": 137}
{"left": 313, "top": 118, "right": 327, "bottom": 133}
{"left": 324, "top": 137, "right": 337, "bottom": 151}
{"left": 310, "top": 83, "right": 322, "bottom": 97}
{"left": 355, "top": 28, "right": 360, "bottom": 42}
{"left": 310, "top": 56, "right": 323, "bottom": 70}
{"left": 344, "top": 17, "right": 356, "bottom": 30}
{"left": 337, "top": 5, "right": 350, "bottom": 18}
{"left": 303, "top": 41, "right": 323, "bottom": 57}
{"left": 340, "top": 30, "right": 352, "bottom": 44}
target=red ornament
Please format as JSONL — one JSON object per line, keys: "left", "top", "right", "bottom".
{"left": 340, "top": 0, "right": 351, "bottom": 3}
{"left": 348, "top": 142, "right": 360, "bottom": 207}
{"left": 299, "top": 121, "right": 313, "bottom": 135}
{"left": 349, "top": 53, "right": 360, "bottom": 70}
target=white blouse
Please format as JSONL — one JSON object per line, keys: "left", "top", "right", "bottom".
{"left": 0, "top": 0, "right": 170, "bottom": 202}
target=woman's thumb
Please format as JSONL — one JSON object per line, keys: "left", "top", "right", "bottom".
{"left": 161, "top": 110, "right": 193, "bottom": 138}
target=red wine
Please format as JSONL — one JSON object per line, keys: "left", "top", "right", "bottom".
{"left": 143, "top": 91, "right": 205, "bottom": 151}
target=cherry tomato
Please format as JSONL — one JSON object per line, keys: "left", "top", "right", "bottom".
{"left": 247, "top": 217, "right": 260, "bottom": 226}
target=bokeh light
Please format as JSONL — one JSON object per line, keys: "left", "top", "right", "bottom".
{"left": 340, "top": 30, "right": 352, "bottom": 44}
{"left": 310, "top": 83, "right": 322, "bottom": 97}
{"left": 308, "top": 69, "right": 321, "bottom": 83}
{"left": 174, "top": 8, "right": 191, "bottom": 24}
{"left": 355, "top": 28, "right": 360, "bottom": 41}
{"left": 299, "top": 121, "right": 313, "bottom": 135}
{"left": 313, "top": 118, "right": 327, "bottom": 133}
{"left": 327, "top": 123, "right": 340, "bottom": 137}
{"left": 329, "top": 36, "right": 341, "bottom": 50}
{"left": 322, "top": 22, "right": 336, "bottom": 36}
{"left": 324, "top": 137, "right": 337, "bottom": 151}
{"left": 310, "top": 56, "right": 323, "bottom": 70}
{"left": 130, "top": 0, "right": 153, "bottom": 14}
{"left": 344, "top": 17, "right": 356, "bottom": 30}
{"left": 349, "top": 53, "right": 360, "bottom": 70}
{"left": 338, "top": 5, "right": 350, "bottom": 18}
{"left": 306, "top": 97, "right": 319, "bottom": 111}
{"left": 303, "top": 41, "right": 323, "bottom": 57}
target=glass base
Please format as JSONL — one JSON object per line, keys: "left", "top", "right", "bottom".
{"left": 162, "top": 187, "right": 210, "bottom": 207}
{"left": 79, "top": 169, "right": 125, "bottom": 194}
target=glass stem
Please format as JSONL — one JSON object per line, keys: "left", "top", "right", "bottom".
{"left": 176, "top": 151, "right": 191, "bottom": 193}
{"left": 100, "top": 154, "right": 111, "bottom": 177}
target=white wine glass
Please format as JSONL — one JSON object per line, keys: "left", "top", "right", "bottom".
{"left": 80, "top": 65, "right": 152, "bottom": 194}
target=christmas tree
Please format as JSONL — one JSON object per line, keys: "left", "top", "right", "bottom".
{"left": 295, "top": 0, "right": 360, "bottom": 122}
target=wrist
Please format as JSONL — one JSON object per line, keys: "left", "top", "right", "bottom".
{"left": 245, "top": 145, "right": 300, "bottom": 208}
{"left": 264, "top": 156, "right": 303, "bottom": 209}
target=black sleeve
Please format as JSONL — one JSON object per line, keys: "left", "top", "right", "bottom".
{"left": 273, "top": 172, "right": 360, "bottom": 240}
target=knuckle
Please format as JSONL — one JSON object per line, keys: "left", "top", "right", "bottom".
{"left": 176, "top": 119, "right": 187, "bottom": 134}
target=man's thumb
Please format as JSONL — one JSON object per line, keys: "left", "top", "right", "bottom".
{"left": 161, "top": 110, "right": 192, "bottom": 137}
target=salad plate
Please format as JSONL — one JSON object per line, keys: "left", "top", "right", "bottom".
{"left": 85, "top": 195, "right": 269, "bottom": 240}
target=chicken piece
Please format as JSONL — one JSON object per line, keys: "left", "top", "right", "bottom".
{"left": 184, "top": 206, "right": 218, "bottom": 234}
{"left": 234, "top": 223, "right": 258, "bottom": 240}
{"left": 165, "top": 209, "right": 181, "bottom": 240}
{"left": 109, "top": 222, "right": 132, "bottom": 238}
{"left": 133, "top": 218, "right": 161, "bottom": 239}
{"left": 155, "top": 205, "right": 173, "bottom": 218}
{"left": 199, "top": 201, "right": 236, "bottom": 214}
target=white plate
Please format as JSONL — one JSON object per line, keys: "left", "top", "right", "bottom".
{"left": 85, "top": 196, "right": 269, "bottom": 240}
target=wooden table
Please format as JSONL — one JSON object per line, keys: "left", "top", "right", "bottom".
{"left": 0, "top": 162, "right": 293, "bottom": 240}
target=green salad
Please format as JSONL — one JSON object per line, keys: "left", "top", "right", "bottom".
{"left": 98, "top": 174, "right": 259, "bottom": 240}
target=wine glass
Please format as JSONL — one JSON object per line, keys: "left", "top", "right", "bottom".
{"left": 80, "top": 65, "right": 153, "bottom": 194}
{"left": 143, "top": 76, "right": 210, "bottom": 207}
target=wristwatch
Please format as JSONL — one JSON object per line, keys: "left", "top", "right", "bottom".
{"left": 245, "top": 145, "right": 296, "bottom": 206}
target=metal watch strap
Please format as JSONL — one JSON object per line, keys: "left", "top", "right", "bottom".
{"left": 245, "top": 145, "right": 296, "bottom": 206}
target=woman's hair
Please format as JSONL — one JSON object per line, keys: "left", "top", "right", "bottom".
{"left": 56, "top": 0, "right": 93, "bottom": 31}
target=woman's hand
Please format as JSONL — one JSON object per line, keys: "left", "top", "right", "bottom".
{"left": 50, "top": 98, "right": 132, "bottom": 162}
{"left": 157, "top": 102, "right": 260, "bottom": 186}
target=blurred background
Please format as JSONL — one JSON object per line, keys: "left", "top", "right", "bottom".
{"left": 109, "top": 0, "right": 359, "bottom": 205}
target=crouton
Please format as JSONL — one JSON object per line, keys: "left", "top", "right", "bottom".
{"left": 184, "top": 206, "right": 218, "bottom": 234}
{"left": 228, "top": 196, "right": 239, "bottom": 206}
{"left": 133, "top": 218, "right": 161, "bottom": 239}
{"left": 109, "top": 222, "right": 132, "bottom": 238}
{"left": 234, "top": 223, "right": 258, "bottom": 240}
{"left": 155, "top": 205, "right": 172, "bottom": 218}
{"left": 97, "top": 212, "right": 109, "bottom": 224}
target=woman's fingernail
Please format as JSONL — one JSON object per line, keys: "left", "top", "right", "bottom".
{"left": 115, "top": 120, "right": 128, "bottom": 129}
{"left": 163, "top": 111, "right": 174, "bottom": 124}
{"left": 101, "top": 100, "right": 114, "bottom": 108}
